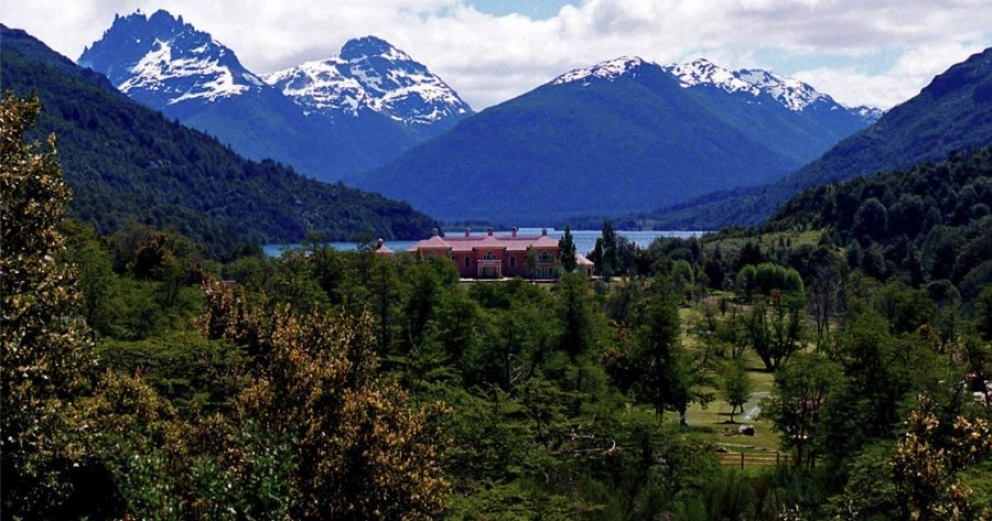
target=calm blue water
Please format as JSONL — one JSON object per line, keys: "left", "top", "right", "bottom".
{"left": 264, "top": 229, "right": 703, "bottom": 257}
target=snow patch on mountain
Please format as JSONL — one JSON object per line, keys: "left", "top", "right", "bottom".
{"left": 664, "top": 58, "right": 832, "bottom": 112}
{"left": 264, "top": 36, "right": 471, "bottom": 126}
{"left": 665, "top": 59, "right": 753, "bottom": 93}
{"left": 118, "top": 38, "right": 255, "bottom": 103}
{"left": 737, "top": 68, "right": 828, "bottom": 111}
{"left": 81, "top": 12, "right": 470, "bottom": 128}
{"left": 853, "top": 105, "right": 886, "bottom": 121}
{"left": 552, "top": 56, "right": 646, "bottom": 86}
{"left": 79, "top": 10, "right": 264, "bottom": 106}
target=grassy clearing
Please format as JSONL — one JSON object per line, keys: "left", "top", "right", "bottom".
{"left": 700, "top": 229, "right": 826, "bottom": 256}
{"left": 679, "top": 303, "right": 787, "bottom": 468}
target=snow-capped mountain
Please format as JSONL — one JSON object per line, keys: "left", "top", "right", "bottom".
{"left": 854, "top": 105, "right": 886, "bottom": 122}
{"left": 553, "top": 56, "right": 881, "bottom": 126}
{"left": 78, "top": 10, "right": 265, "bottom": 108}
{"left": 77, "top": 9, "right": 473, "bottom": 182}
{"left": 551, "top": 56, "right": 647, "bottom": 86}
{"left": 265, "top": 36, "right": 471, "bottom": 127}
{"left": 352, "top": 54, "right": 886, "bottom": 224}
{"left": 664, "top": 58, "right": 825, "bottom": 111}
{"left": 663, "top": 58, "right": 882, "bottom": 124}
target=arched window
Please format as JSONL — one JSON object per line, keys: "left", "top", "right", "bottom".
{"left": 510, "top": 256, "right": 516, "bottom": 268}
{"left": 464, "top": 256, "right": 470, "bottom": 267}
{"left": 485, "top": 251, "right": 496, "bottom": 260}
{"left": 539, "top": 251, "right": 551, "bottom": 263}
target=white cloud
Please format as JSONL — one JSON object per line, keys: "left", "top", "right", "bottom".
{"left": 4, "top": 0, "right": 991, "bottom": 109}
{"left": 794, "top": 41, "right": 990, "bottom": 109}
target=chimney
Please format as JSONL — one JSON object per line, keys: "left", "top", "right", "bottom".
{"left": 542, "top": 228, "right": 548, "bottom": 236}
{"left": 431, "top": 227, "right": 439, "bottom": 237}
{"left": 465, "top": 227, "right": 471, "bottom": 238}
{"left": 512, "top": 227, "right": 518, "bottom": 237}
{"left": 376, "top": 238, "right": 384, "bottom": 249}
{"left": 487, "top": 227, "right": 494, "bottom": 236}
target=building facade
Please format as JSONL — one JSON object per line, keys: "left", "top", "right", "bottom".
{"left": 405, "top": 228, "right": 563, "bottom": 279}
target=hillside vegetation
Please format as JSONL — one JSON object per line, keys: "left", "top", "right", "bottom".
{"left": 767, "top": 145, "right": 992, "bottom": 298}
{"left": 6, "top": 88, "right": 991, "bottom": 519}
{"left": 1, "top": 25, "right": 437, "bottom": 257}
{"left": 351, "top": 61, "right": 853, "bottom": 224}
{"left": 648, "top": 46, "right": 992, "bottom": 230}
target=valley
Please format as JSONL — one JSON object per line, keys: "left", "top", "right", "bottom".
{"left": 2, "top": 5, "right": 992, "bottom": 521}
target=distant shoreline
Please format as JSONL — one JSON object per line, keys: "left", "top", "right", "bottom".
{"left": 264, "top": 229, "right": 704, "bottom": 257}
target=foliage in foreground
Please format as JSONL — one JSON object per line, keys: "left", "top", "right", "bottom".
{"left": 4, "top": 92, "right": 992, "bottom": 520}
{"left": 2, "top": 93, "right": 447, "bottom": 520}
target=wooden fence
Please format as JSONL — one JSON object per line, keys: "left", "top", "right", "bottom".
{"left": 716, "top": 450, "right": 783, "bottom": 469}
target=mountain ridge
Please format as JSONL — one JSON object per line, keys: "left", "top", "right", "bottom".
{"left": 350, "top": 54, "right": 879, "bottom": 224}
{"left": 645, "top": 46, "right": 992, "bottom": 230}
{"left": 78, "top": 9, "right": 472, "bottom": 182}
{"left": 1, "top": 23, "right": 438, "bottom": 255}
{"left": 264, "top": 35, "right": 471, "bottom": 128}
{"left": 662, "top": 58, "right": 882, "bottom": 121}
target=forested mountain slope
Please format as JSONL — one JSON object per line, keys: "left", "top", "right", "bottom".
{"left": 1, "top": 25, "right": 437, "bottom": 255}
{"left": 352, "top": 57, "right": 873, "bottom": 224}
{"left": 767, "top": 144, "right": 992, "bottom": 298}
{"left": 648, "top": 47, "right": 992, "bottom": 230}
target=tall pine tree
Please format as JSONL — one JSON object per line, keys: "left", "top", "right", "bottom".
{"left": 559, "top": 225, "right": 577, "bottom": 273}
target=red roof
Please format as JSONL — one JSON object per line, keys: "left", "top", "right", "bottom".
{"left": 445, "top": 237, "right": 481, "bottom": 252}
{"left": 407, "top": 233, "right": 451, "bottom": 252}
{"left": 530, "top": 235, "right": 559, "bottom": 248}
{"left": 406, "top": 229, "right": 561, "bottom": 253}
{"left": 504, "top": 237, "right": 536, "bottom": 252}
{"left": 475, "top": 234, "right": 507, "bottom": 249}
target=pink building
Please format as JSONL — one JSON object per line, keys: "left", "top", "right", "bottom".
{"left": 407, "top": 228, "right": 562, "bottom": 279}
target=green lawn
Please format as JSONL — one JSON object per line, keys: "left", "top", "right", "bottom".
{"left": 678, "top": 303, "right": 788, "bottom": 468}
{"left": 685, "top": 365, "right": 783, "bottom": 466}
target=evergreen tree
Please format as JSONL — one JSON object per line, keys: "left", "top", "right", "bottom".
{"left": 559, "top": 225, "right": 577, "bottom": 273}
{"left": 593, "top": 219, "right": 619, "bottom": 280}
{"left": 556, "top": 273, "right": 597, "bottom": 361}
{"left": 635, "top": 277, "right": 692, "bottom": 421}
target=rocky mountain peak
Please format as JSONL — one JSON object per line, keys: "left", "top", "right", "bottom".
{"left": 340, "top": 36, "right": 409, "bottom": 62}
{"left": 78, "top": 9, "right": 262, "bottom": 105}
{"left": 265, "top": 36, "right": 472, "bottom": 126}
{"left": 552, "top": 56, "right": 648, "bottom": 86}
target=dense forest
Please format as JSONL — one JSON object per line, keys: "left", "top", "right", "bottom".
{"left": 766, "top": 145, "right": 992, "bottom": 299}
{"left": 0, "top": 25, "right": 438, "bottom": 258}
{"left": 3, "top": 91, "right": 992, "bottom": 521}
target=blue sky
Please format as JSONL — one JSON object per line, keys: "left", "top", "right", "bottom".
{"left": 5, "top": 0, "right": 992, "bottom": 110}
{"left": 467, "top": 0, "right": 576, "bottom": 19}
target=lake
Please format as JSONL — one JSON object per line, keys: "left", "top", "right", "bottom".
{"left": 264, "top": 229, "right": 704, "bottom": 257}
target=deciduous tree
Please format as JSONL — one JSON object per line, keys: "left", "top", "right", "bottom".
{"left": 1, "top": 94, "right": 97, "bottom": 516}
{"left": 721, "top": 360, "right": 752, "bottom": 423}
{"left": 892, "top": 409, "right": 992, "bottom": 520}
{"left": 764, "top": 351, "right": 840, "bottom": 469}
{"left": 200, "top": 279, "right": 449, "bottom": 520}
